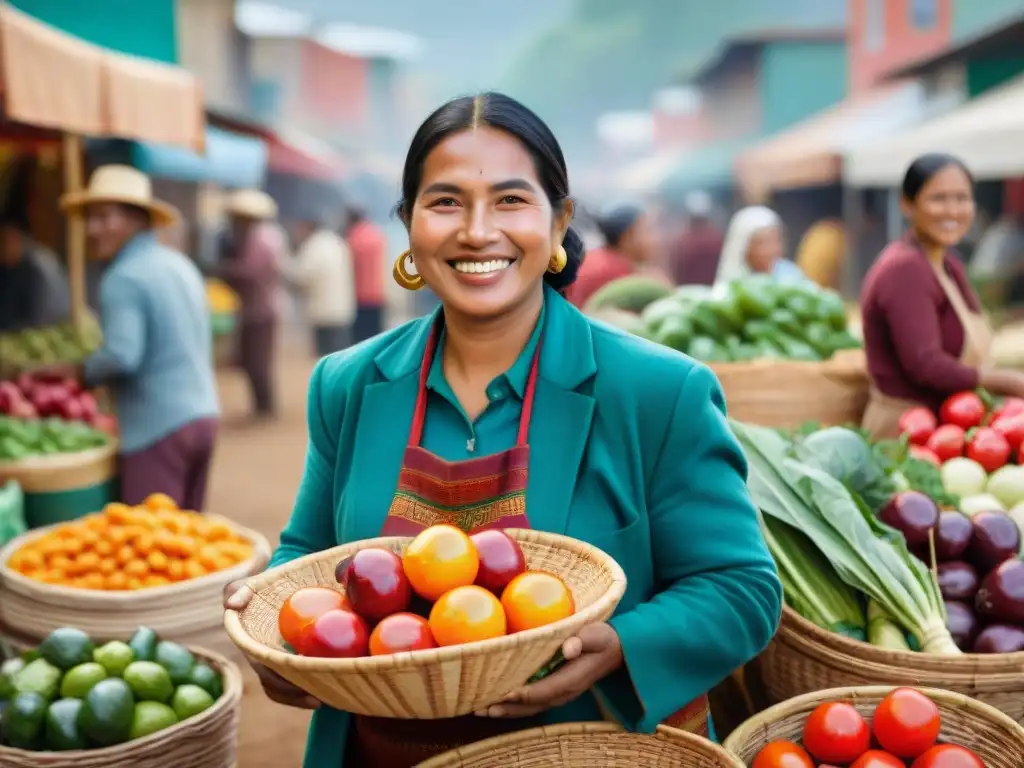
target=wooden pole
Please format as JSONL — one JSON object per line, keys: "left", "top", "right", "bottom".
{"left": 61, "top": 133, "right": 86, "bottom": 330}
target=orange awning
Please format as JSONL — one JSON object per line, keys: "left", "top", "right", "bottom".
{"left": 0, "top": 6, "right": 104, "bottom": 135}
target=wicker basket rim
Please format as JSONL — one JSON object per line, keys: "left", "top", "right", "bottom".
{"left": 708, "top": 351, "right": 865, "bottom": 372}
{"left": 417, "top": 722, "right": 744, "bottom": 767}
{"left": 780, "top": 604, "right": 1024, "bottom": 667}
{"left": 722, "top": 684, "right": 1024, "bottom": 755}
{"left": 0, "top": 644, "right": 242, "bottom": 759}
{"left": 224, "top": 528, "right": 628, "bottom": 671}
{"left": 0, "top": 514, "right": 272, "bottom": 603}
{"left": 0, "top": 440, "right": 118, "bottom": 471}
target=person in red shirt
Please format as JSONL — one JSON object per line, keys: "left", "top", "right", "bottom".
{"left": 344, "top": 206, "right": 386, "bottom": 342}
{"left": 567, "top": 203, "right": 661, "bottom": 309}
{"left": 860, "top": 153, "right": 1024, "bottom": 439}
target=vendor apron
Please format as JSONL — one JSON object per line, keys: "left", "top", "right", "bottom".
{"left": 345, "top": 319, "right": 709, "bottom": 767}
{"left": 862, "top": 258, "right": 994, "bottom": 440}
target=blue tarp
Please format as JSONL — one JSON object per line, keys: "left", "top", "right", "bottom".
{"left": 87, "top": 126, "right": 268, "bottom": 189}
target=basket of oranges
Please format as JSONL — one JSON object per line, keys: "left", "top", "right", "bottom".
{"left": 224, "top": 525, "right": 627, "bottom": 719}
{"left": 0, "top": 494, "right": 271, "bottom": 651}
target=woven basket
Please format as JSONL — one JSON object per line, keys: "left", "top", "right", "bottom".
{"left": 0, "top": 442, "right": 118, "bottom": 495}
{"left": 759, "top": 606, "right": 1024, "bottom": 724}
{"left": 224, "top": 528, "right": 627, "bottom": 719}
{"left": 710, "top": 349, "right": 868, "bottom": 429}
{"left": 0, "top": 646, "right": 242, "bottom": 768}
{"left": 417, "top": 722, "right": 742, "bottom": 767}
{"left": 723, "top": 685, "right": 1024, "bottom": 768}
{"left": 0, "top": 515, "right": 271, "bottom": 656}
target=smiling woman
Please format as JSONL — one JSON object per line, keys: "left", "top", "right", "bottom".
{"left": 224, "top": 92, "right": 782, "bottom": 768}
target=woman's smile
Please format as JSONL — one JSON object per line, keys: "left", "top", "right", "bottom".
{"left": 448, "top": 256, "right": 517, "bottom": 286}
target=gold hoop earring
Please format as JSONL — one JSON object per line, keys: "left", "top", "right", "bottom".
{"left": 393, "top": 250, "right": 425, "bottom": 291}
{"left": 548, "top": 245, "right": 567, "bottom": 275}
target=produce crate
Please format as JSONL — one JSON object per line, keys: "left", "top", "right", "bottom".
{"left": 0, "top": 645, "right": 242, "bottom": 768}
{"left": 0, "top": 444, "right": 118, "bottom": 529}
{"left": 723, "top": 685, "right": 1024, "bottom": 768}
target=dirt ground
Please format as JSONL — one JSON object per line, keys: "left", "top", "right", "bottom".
{"left": 208, "top": 337, "right": 318, "bottom": 767}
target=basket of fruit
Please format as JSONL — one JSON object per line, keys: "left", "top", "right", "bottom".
{"left": 0, "top": 496, "right": 271, "bottom": 654}
{"left": 418, "top": 722, "right": 742, "bottom": 768}
{"left": 224, "top": 525, "right": 627, "bottom": 719}
{"left": 724, "top": 685, "right": 1024, "bottom": 768}
{"left": 0, "top": 626, "right": 241, "bottom": 768}
{"left": 0, "top": 320, "right": 102, "bottom": 381}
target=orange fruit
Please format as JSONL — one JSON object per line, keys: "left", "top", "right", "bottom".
{"left": 428, "top": 585, "right": 506, "bottom": 646}
{"left": 402, "top": 525, "right": 479, "bottom": 602}
{"left": 500, "top": 571, "right": 575, "bottom": 633}
{"left": 143, "top": 493, "right": 178, "bottom": 511}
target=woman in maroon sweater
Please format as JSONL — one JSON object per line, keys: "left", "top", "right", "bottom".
{"left": 861, "top": 154, "right": 1024, "bottom": 438}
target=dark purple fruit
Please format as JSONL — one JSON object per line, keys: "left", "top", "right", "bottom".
{"left": 972, "top": 623, "right": 1024, "bottom": 654}
{"left": 937, "top": 561, "right": 980, "bottom": 602}
{"left": 944, "top": 600, "right": 979, "bottom": 651}
{"left": 968, "top": 511, "right": 1021, "bottom": 573}
{"left": 879, "top": 491, "right": 940, "bottom": 548}
{"left": 934, "top": 511, "right": 974, "bottom": 561}
{"left": 975, "top": 558, "right": 1024, "bottom": 625}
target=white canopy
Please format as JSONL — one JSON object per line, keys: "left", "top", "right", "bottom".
{"left": 844, "top": 74, "right": 1024, "bottom": 186}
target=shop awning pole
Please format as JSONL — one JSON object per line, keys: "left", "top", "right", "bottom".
{"left": 62, "top": 133, "right": 87, "bottom": 329}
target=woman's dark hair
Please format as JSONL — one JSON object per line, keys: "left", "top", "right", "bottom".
{"left": 397, "top": 91, "right": 584, "bottom": 293}
{"left": 596, "top": 204, "right": 643, "bottom": 249}
{"left": 901, "top": 153, "right": 973, "bottom": 201}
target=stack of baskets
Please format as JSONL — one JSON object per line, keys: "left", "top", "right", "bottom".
{"left": 0, "top": 515, "right": 270, "bottom": 657}
{"left": 0, "top": 645, "right": 243, "bottom": 768}
{"left": 758, "top": 606, "right": 1024, "bottom": 724}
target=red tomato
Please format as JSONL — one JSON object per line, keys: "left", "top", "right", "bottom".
{"left": 802, "top": 701, "right": 871, "bottom": 764}
{"left": 851, "top": 750, "right": 906, "bottom": 768}
{"left": 279, "top": 587, "right": 348, "bottom": 650}
{"left": 910, "top": 744, "right": 985, "bottom": 768}
{"left": 926, "top": 424, "right": 966, "bottom": 462}
{"left": 300, "top": 608, "right": 370, "bottom": 658}
{"left": 992, "top": 396, "right": 1024, "bottom": 422}
{"left": 872, "top": 688, "right": 941, "bottom": 759}
{"left": 991, "top": 412, "right": 1024, "bottom": 454}
{"left": 940, "top": 392, "right": 987, "bottom": 430}
{"left": 751, "top": 740, "right": 814, "bottom": 768}
{"left": 899, "top": 407, "right": 938, "bottom": 446}
{"left": 909, "top": 445, "right": 941, "bottom": 466}
{"left": 368, "top": 612, "right": 437, "bottom": 656}
{"left": 966, "top": 427, "right": 1011, "bottom": 473}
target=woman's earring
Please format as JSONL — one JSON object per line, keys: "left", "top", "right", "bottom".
{"left": 393, "top": 250, "right": 425, "bottom": 291}
{"left": 548, "top": 245, "right": 567, "bottom": 274}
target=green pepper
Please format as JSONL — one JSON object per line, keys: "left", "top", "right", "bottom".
{"left": 743, "top": 320, "right": 779, "bottom": 344}
{"left": 732, "top": 278, "right": 776, "bottom": 319}
{"left": 752, "top": 339, "right": 784, "bottom": 360}
{"left": 816, "top": 290, "right": 848, "bottom": 331}
{"left": 688, "top": 336, "right": 730, "bottom": 362}
{"left": 828, "top": 330, "right": 862, "bottom": 351}
{"left": 705, "top": 294, "right": 744, "bottom": 331}
{"left": 784, "top": 292, "right": 821, "bottom": 323}
{"left": 768, "top": 308, "right": 803, "bottom": 339}
{"left": 774, "top": 333, "right": 821, "bottom": 361}
{"left": 688, "top": 302, "right": 727, "bottom": 339}
{"left": 641, "top": 297, "right": 686, "bottom": 335}
{"left": 730, "top": 343, "right": 758, "bottom": 362}
{"left": 0, "top": 437, "right": 29, "bottom": 461}
{"left": 654, "top": 315, "right": 693, "bottom": 352}
{"left": 803, "top": 321, "right": 835, "bottom": 357}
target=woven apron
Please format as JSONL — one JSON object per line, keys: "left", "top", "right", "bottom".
{"left": 862, "top": 258, "right": 994, "bottom": 440}
{"left": 345, "top": 318, "right": 709, "bottom": 766}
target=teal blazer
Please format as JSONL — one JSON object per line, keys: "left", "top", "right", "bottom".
{"left": 269, "top": 286, "right": 782, "bottom": 767}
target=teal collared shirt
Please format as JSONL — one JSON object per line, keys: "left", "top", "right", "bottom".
{"left": 268, "top": 285, "right": 781, "bottom": 768}
{"left": 422, "top": 301, "right": 544, "bottom": 459}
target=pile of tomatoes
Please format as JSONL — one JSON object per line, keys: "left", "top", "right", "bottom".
{"left": 899, "top": 392, "right": 1024, "bottom": 472}
{"left": 753, "top": 688, "right": 984, "bottom": 768}
{"left": 277, "top": 525, "right": 575, "bottom": 659}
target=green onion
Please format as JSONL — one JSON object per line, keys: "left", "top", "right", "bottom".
{"left": 866, "top": 600, "right": 912, "bottom": 651}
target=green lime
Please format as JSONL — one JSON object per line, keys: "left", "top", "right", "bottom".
{"left": 170, "top": 684, "right": 214, "bottom": 721}
{"left": 187, "top": 664, "right": 223, "bottom": 700}
{"left": 93, "top": 641, "right": 135, "bottom": 678}
{"left": 59, "top": 662, "right": 108, "bottom": 699}
{"left": 154, "top": 641, "right": 195, "bottom": 686}
{"left": 38, "top": 628, "right": 95, "bottom": 671}
{"left": 123, "top": 661, "right": 174, "bottom": 703}
{"left": 128, "top": 701, "right": 179, "bottom": 740}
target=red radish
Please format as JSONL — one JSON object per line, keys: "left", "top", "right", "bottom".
{"left": 909, "top": 445, "right": 941, "bottom": 466}
{"left": 77, "top": 392, "right": 99, "bottom": 420}
{"left": 965, "top": 427, "right": 1011, "bottom": 473}
{"left": 899, "top": 407, "right": 937, "bottom": 445}
{"left": 940, "top": 392, "right": 987, "bottom": 430}
{"left": 926, "top": 424, "right": 966, "bottom": 462}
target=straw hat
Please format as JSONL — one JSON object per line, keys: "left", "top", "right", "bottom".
{"left": 225, "top": 188, "right": 278, "bottom": 220}
{"left": 59, "top": 165, "right": 178, "bottom": 227}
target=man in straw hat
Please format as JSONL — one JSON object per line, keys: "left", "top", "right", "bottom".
{"left": 53, "top": 164, "right": 220, "bottom": 509}
{"left": 216, "top": 188, "right": 285, "bottom": 420}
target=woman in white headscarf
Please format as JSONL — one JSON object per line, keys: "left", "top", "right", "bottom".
{"left": 714, "top": 206, "right": 805, "bottom": 286}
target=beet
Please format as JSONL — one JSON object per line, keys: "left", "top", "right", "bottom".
{"left": 934, "top": 511, "right": 974, "bottom": 561}
{"left": 944, "top": 600, "right": 979, "bottom": 651}
{"left": 879, "top": 491, "right": 939, "bottom": 548}
{"left": 937, "top": 561, "right": 980, "bottom": 602}
{"left": 975, "top": 559, "right": 1024, "bottom": 625}
{"left": 967, "top": 512, "right": 1021, "bottom": 573}
{"left": 972, "top": 623, "right": 1024, "bottom": 654}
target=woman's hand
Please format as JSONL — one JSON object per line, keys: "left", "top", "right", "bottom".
{"left": 474, "top": 623, "right": 624, "bottom": 718}
{"left": 223, "top": 563, "right": 321, "bottom": 711}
